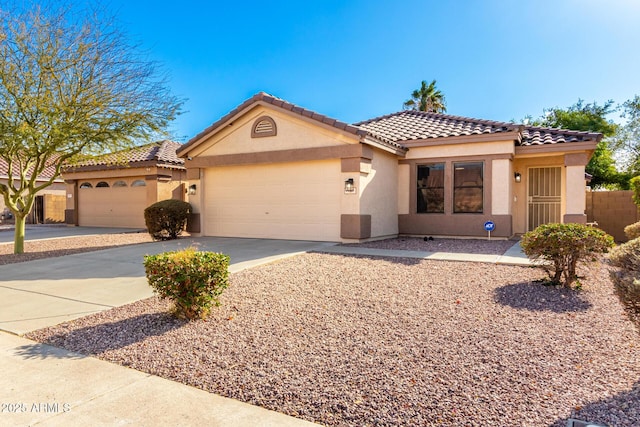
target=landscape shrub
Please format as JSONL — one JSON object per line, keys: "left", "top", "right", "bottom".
{"left": 631, "top": 175, "right": 640, "bottom": 206}
{"left": 611, "top": 272, "right": 640, "bottom": 324}
{"left": 143, "top": 247, "right": 230, "bottom": 320}
{"left": 521, "top": 223, "right": 614, "bottom": 287}
{"left": 144, "top": 199, "right": 191, "bottom": 240}
{"left": 609, "top": 237, "right": 640, "bottom": 273}
{"left": 624, "top": 221, "right": 640, "bottom": 241}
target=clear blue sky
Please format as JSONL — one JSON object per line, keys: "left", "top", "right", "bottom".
{"left": 106, "top": 0, "right": 639, "bottom": 142}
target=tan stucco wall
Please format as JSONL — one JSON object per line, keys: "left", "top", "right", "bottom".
{"left": 359, "top": 150, "right": 399, "bottom": 238}
{"left": 491, "top": 158, "right": 512, "bottom": 215}
{"left": 397, "top": 164, "right": 410, "bottom": 215}
{"left": 404, "top": 140, "right": 515, "bottom": 160}
{"left": 194, "top": 106, "right": 357, "bottom": 158}
{"left": 0, "top": 179, "right": 65, "bottom": 222}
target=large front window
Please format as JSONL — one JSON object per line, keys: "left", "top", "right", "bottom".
{"left": 453, "top": 162, "right": 483, "bottom": 213}
{"left": 417, "top": 164, "right": 444, "bottom": 213}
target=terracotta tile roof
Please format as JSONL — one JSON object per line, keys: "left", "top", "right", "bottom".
{"left": 354, "top": 110, "right": 602, "bottom": 146}
{"left": 178, "top": 92, "right": 407, "bottom": 156}
{"left": 0, "top": 157, "right": 62, "bottom": 181}
{"left": 71, "top": 140, "right": 185, "bottom": 169}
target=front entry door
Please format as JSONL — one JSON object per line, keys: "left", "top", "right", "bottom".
{"left": 528, "top": 167, "right": 561, "bottom": 231}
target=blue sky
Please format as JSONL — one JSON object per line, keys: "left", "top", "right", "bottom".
{"left": 106, "top": 0, "right": 640, "bottom": 141}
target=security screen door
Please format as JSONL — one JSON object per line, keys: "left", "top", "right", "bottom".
{"left": 528, "top": 167, "right": 561, "bottom": 231}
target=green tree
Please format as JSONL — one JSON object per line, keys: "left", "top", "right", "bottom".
{"left": 0, "top": 3, "right": 183, "bottom": 254}
{"left": 616, "top": 95, "right": 640, "bottom": 176}
{"left": 528, "top": 100, "right": 621, "bottom": 188}
{"left": 403, "top": 79, "right": 447, "bottom": 113}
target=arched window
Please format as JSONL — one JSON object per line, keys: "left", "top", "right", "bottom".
{"left": 113, "top": 180, "right": 127, "bottom": 187}
{"left": 96, "top": 181, "right": 110, "bottom": 188}
{"left": 79, "top": 182, "right": 92, "bottom": 189}
{"left": 131, "top": 179, "right": 146, "bottom": 187}
{"left": 251, "top": 116, "right": 277, "bottom": 138}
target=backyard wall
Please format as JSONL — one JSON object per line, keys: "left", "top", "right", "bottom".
{"left": 586, "top": 190, "right": 639, "bottom": 242}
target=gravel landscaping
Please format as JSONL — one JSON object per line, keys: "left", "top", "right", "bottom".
{"left": 342, "top": 236, "right": 516, "bottom": 254}
{"left": 27, "top": 251, "right": 640, "bottom": 426}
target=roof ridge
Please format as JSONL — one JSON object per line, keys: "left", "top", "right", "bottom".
{"left": 521, "top": 124, "right": 602, "bottom": 136}
{"left": 355, "top": 110, "right": 517, "bottom": 130}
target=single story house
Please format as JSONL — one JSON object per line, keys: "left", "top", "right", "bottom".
{"left": 63, "top": 140, "right": 186, "bottom": 228}
{"left": 0, "top": 159, "right": 66, "bottom": 224}
{"left": 177, "top": 92, "right": 601, "bottom": 241}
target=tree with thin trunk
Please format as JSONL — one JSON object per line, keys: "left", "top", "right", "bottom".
{"left": 0, "top": 2, "right": 183, "bottom": 254}
{"left": 403, "top": 79, "right": 447, "bottom": 113}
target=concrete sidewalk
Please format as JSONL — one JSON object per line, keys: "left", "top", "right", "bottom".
{"left": 321, "top": 240, "right": 530, "bottom": 266}
{"left": 0, "top": 332, "right": 320, "bottom": 427}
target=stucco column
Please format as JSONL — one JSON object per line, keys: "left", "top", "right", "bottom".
{"left": 64, "top": 180, "right": 77, "bottom": 225}
{"left": 564, "top": 153, "right": 588, "bottom": 224}
{"left": 491, "top": 158, "right": 512, "bottom": 215}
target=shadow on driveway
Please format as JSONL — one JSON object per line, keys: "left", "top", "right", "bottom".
{"left": 493, "top": 281, "right": 592, "bottom": 313}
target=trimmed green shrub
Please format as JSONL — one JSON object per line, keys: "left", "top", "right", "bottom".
{"left": 144, "top": 199, "right": 191, "bottom": 241}
{"left": 611, "top": 272, "right": 640, "bottom": 323}
{"left": 143, "top": 247, "right": 230, "bottom": 320}
{"left": 521, "top": 223, "right": 614, "bottom": 287}
{"left": 609, "top": 237, "right": 640, "bottom": 273}
{"left": 624, "top": 221, "right": 640, "bottom": 241}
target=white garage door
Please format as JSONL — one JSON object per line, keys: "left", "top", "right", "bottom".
{"left": 78, "top": 183, "right": 147, "bottom": 228}
{"left": 203, "top": 161, "right": 341, "bottom": 241}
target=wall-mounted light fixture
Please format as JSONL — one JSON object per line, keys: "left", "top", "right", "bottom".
{"left": 344, "top": 178, "right": 356, "bottom": 194}
{"left": 187, "top": 184, "right": 197, "bottom": 195}
{"left": 514, "top": 172, "right": 522, "bottom": 183}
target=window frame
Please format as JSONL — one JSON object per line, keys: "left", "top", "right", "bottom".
{"left": 416, "top": 163, "right": 445, "bottom": 214}
{"left": 452, "top": 161, "right": 484, "bottom": 214}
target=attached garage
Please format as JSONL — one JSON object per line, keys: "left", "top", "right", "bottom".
{"left": 203, "top": 160, "right": 341, "bottom": 241}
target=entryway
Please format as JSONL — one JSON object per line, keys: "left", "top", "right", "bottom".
{"left": 528, "top": 166, "right": 561, "bottom": 231}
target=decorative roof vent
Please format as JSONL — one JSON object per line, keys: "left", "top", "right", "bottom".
{"left": 251, "top": 116, "right": 277, "bottom": 138}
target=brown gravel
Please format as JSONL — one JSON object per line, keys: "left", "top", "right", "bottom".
{"left": 0, "top": 233, "right": 153, "bottom": 265}
{"left": 27, "top": 252, "right": 640, "bottom": 427}
{"left": 343, "top": 237, "right": 516, "bottom": 255}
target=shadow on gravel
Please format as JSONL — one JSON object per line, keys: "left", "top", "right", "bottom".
{"left": 29, "top": 312, "right": 185, "bottom": 356}
{"left": 494, "top": 281, "right": 592, "bottom": 313}
{"left": 312, "top": 251, "right": 424, "bottom": 265}
{"left": 551, "top": 379, "right": 640, "bottom": 427}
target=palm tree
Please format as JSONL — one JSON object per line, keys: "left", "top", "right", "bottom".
{"left": 403, "top": 79, "right": 447, "bottom": 113}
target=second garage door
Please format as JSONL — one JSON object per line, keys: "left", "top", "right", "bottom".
{"left": 203, "top": 160, "right": 341, "bottom": 241}
{"left": 78, "top": 180, "right": 148, "bottom": 228}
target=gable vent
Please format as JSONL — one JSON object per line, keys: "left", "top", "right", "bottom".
{"left": 251, "top": 116, "right": 277, "bottom": 138}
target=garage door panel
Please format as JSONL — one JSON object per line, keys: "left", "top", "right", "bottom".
{"left": 78, "top": 186, "right": 147, "bottom": 228}
{"left": 204, "top": 161, "right": 341, "bottom": 241}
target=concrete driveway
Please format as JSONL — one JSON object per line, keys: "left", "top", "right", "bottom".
{"left": 0, "top": 225, "right": 143, "bottom": 243}
{"left": 0, "top": 235, "right": 335, "bottom": 334}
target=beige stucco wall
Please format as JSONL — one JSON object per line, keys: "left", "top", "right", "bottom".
{"left": 397, "top": 164, "right": 410, "bottom": 215}
{"left": 491, "top": 158, "right": 512, "bottom": 215}
{"left": 194, "top": 106, "right": 357, "bottom": 158}
{"left": 359, "top": 150, "right": 399, "bottom": 238}
{"left": 404, "top": 140, "right": 515, "bottom": 160}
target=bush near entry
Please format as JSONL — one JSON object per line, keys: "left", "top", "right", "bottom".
{"left": 521, "top": 223, "right": 614, "bottom": 287}
{"left": 144, "top": 199, "right": 191, "bottom": 241}
{"left": 143, "top": 248, "right": 230, "bottom": 320}
{"left": 609, "top": 237, "right": 640, "bottom": 324}
{"left": 624, "top": 221, "right": 640, "bottom": 241}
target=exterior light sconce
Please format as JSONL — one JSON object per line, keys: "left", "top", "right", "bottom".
{"left": 514, "top": 172, "right": 522, "bottom": 183}
{"left": 344, "top": 178, "right": 356, "bottom": 194}
{"left": 187, "top": 184, "right": 197, "bottom": 195}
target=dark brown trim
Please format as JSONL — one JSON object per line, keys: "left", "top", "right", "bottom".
{"left": 564, "top": 153, "right": 589, "bottom": 166}
{"left": 64, "top": 209, "right": 75, "bottom": 225}
{"left": 251, "top": 115, "right": 277, "bottom": 138}
{"left": 563, "top": 214, "right": 587, "bottom": 224}
{"left": 341, "top": 158, "right": 372, "bottom": 173}
{"left": 399, "top": 214, "right": 512, "bottom": 238}
{"left": 340, "top": 214, "right": 371, "bottom": 239}
{"left": 189, "top": 144, "right": 368, "bottom": 168}
{"left": 186, "top": 168, "right": 201, "bottom": 180}
{"left": 399, "top": 152, "right": 512, "bottom": 164}
{"left": 187, "top": 213, "right": 201, "bottom": 233}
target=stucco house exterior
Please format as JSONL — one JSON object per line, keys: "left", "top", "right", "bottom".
{"left": 63, "top": 140, "right": 186, "bottom": 228}
{"left": 0, "top": 159, "right": 66, "bottom": 224}
{"left": 177, "top": 92, "right": 601, "bottom": 242}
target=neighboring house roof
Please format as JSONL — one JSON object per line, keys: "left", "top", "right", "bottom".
{"left": 354, "top": 110, "right": 602, "bottom": 146}
{"left": 177, "top": 92, "right": 407, "bottom": 157}
{"left": 66, "top": 140, "right": 185, "bottom": 171}
{"left": 0, "top": 158, "right": 62, "bottom": 182}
